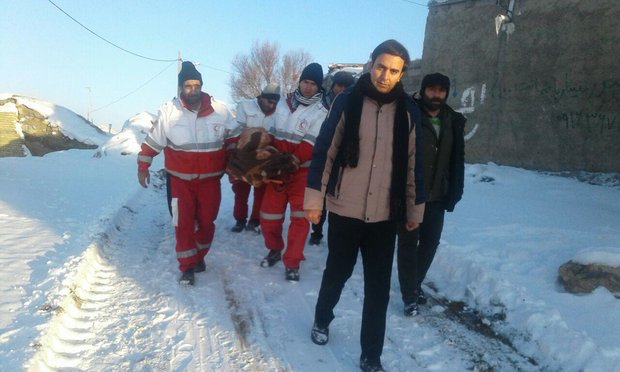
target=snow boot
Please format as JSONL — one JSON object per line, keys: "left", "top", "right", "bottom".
{"left": 245, "top": 219, "right": 260, "bottom": 234}
{"left": 194, "top": 258, "right": 206, "bottom": 273}
{"left": 285, "top": 268, "right": 299, "bottom": 282}
{"left": 308, "top": 232, "right": 322, "bottom": 246}
{"left": 404, "top": 302, "right": 419, "bottom": 317}
{"left": 414, "top": 288, "right": 427, "bottom": 305}
{"left": 360, "top": 356, "right": 385, "bottom": 372}
{"left": 260, "top": 249, "right": 281, "bottom": 267}
{"left": 179, "top": 268, "right": 195, "bottom": 286}
{"left": 311, "top": 322, "right": 329, "bottom": 345}
{"left": 231, "top": 219, "right": 246, "bottom": 232}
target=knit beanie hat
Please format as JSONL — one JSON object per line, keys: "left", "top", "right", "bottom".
{"left": 420, "top": 72, "right": 450, "bottom": 96}
{"left": 332, "top": 71, "right": 355, "bottom": 88}
{"left": 299, "top": 63, "right": 324, "bottom": 88}
{"left": 178, "top": 61, "right": 203, "bottom": 87}
{"left": 260, "top": 82, "right": 281, "bottom": 101}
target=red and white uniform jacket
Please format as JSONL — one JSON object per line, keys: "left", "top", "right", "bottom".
{"left": 271, "top": 93, "right": 328, "bottom": 167}
{"left": 236, "top": 98, "right": 276, "bottom": 130}
{"left": 138, "top": 93, "right": 238, "bottom": 180}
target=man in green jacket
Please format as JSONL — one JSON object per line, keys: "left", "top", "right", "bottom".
{"left": 397, "top": 72, "right": 466, "bottom": 317}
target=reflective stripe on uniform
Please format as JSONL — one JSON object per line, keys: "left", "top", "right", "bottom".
{"left": 166, "top": 139, "right": 224, "bottom": 151}
{"left": 145, "top": 136, "right": 164, "bottom": 151}
{"left": 272, "top": 129, "right": 304, "bottom": 144}
{"left": 177, "top": 248, "right": 198, "bottom": 259}
{"left": 171, "top": 198, "right": 179, "bottom": 227}
{"left": 137, "top": 155, "right": 153, "bottom": 164}
{"left": 196, "top": 241, "right": 211, "bottom": 251}
{"left": 299, "top": 160, "right": 311, "bottom": 168}
{"left": 290, "top": 210, "right": 305, "bottom": 218}
{"left": 260, "top": 211, "right": 285, "bottom": 220}
{"left": 167, "top": 169, "right": 224, "bottom": 181}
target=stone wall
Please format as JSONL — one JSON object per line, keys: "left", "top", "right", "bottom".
{"left": 417, "top": 0, "right": 620, "bottom": 172}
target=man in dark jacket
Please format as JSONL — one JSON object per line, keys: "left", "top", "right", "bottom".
{"left": 304, "top": 40, "right": 425, "bottom": 372}
{"left": 397, "top": 72, "right": 466, "bottom": 316}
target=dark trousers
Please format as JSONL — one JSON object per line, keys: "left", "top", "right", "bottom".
{"left": 314, "top": 213, "right": 397, "bottom": 360}
{"left": 397, "top": 201, "right": 445, "bottom": 304}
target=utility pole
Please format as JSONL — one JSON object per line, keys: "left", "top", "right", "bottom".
{"left": 177, "top": 50, "right": 182, "bottom": 97}
{"left": 85, "top": 86, "right": 92, "bottom": 122}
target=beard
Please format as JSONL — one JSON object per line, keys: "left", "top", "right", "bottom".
{"left": 182, "top": 91, "right": 201, "bottom": 105}
{"left": 422, "top": 94, "right": 445, "bottom": 111}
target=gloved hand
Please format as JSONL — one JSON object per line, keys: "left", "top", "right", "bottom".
{"left": 138, "top": 171, "right": 150, "bottom": 188}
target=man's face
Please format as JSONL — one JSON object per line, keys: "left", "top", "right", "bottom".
{"left": 299, "top": 79, "right": 319, "bottom": 98}
{"left": 370, "top": 53, "right": 405, "bottom": 93}
{"left": 422, "top": 85, "right": 448, "bottom": 111}
{"left": 180, "top": 79, "right": 202, "bottom": 105}
{"left": 332, "top": 83, "right": 347, "bottom": 96}
{"left": 257, "top": 96, "right": 278, "bottom": 114}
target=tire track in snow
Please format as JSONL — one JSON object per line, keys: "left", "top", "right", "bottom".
{"left": 26, "top": 172, "right": 278, "bottom": 370}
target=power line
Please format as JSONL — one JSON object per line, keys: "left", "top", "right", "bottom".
{"left": 91, "top": 61, "right": 176, "bottom": 113}
{"left": 401, "top": 0, "right": 429, "bottom": 6}
{"left": 47, "top": 0, "right": 233, "bottom": 74}
{"left": 47, "top": 0, "right": 177, "bottom": 62}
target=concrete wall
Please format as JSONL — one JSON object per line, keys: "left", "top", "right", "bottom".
{"left": 418, "top": 0, "right": 620, "bottom": 172}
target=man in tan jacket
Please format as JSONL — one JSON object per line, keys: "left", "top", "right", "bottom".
{"left": 304, "top": 40, "right": 425, "bottom": 372}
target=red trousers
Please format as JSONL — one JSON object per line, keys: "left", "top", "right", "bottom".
{"left": 231, "top": 180, "right": 265, "bottom": 221}
{"left": 170, "top": 175, "right": 221, "bottom": 272}
{"left": 260, "top": 169, "right": 310, "bottom": 269}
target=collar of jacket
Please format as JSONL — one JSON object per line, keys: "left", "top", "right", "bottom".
{"left": 180, "top": 92, "right": 214, "bottom": 117}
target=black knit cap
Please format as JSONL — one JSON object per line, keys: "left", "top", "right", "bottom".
{"left": 299, "top": 62, "right": 323, "bottom": 88}
{"left": 178, "top": 61, "right": 202, "bottom": 87}
{"left": 420, "top": 72, "right": 450, "bottom": 95}
{"left": 332, "top": 71, "right": 355, "bottom": 88}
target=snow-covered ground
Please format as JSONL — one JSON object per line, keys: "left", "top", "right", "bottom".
{"left": 1, "top": 111, "right": 619, "bottom": 371}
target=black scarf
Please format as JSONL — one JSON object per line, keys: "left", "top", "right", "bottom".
{"left": 338, "top": 73, "right": 410, "bottom": 221}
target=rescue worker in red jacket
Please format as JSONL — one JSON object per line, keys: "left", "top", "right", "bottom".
{"left": 259, "top": 63, "right": 328, "bottom": 281}
{"left": 137, "top": 61, "right": 238, "bottom": 286}
{"left": 230, "top": 83, "right": 281, "bottom": 233}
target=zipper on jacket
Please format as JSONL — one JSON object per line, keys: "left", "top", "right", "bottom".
{"left": 362, "top": 103, "right": 381, "bottom": 214}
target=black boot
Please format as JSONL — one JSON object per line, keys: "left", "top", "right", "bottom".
{"left": 194, "top": 258, "right": 206, "bottom": 273}
{"left": 308, "top": 232, "right": 323, "bottom": 246}
{"left": 260, "top": 249, "right": 282, "bottom": 267}
{"left": 311, "top": 322, "right": 329, "bottom": 345}
{"left": 360, "top": 356, "right": 385, "bottom": 372}
{"left": 414, "top": 288, "right": 427, "bottom": 305}
{"left": 404, "top": 302, "right": 419, "bottom": 317}
{"left": 231, "top": 219, "right": 246, "bottom": 232}
{"left": 179, "top": 268, "right": 195, "bottom": 286}
{"left": 245, "top": 219, "right": 260, "bottom": 233}
{"left": 285, "top": 268, "right": 299, "bottom": 282}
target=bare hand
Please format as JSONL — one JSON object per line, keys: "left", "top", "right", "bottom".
{"left": 138, "top": 171, "right": 150, "bottom": 188}
{"left": 304, "top": 209, "right": 322, "bottom": 224}
{"left": 405, "top": 221, "right": 419, "bottom": 231}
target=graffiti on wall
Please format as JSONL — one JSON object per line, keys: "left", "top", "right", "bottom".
{"left": 492, "top": 75, "right": 620, "bottom": 102}
{"left": 454, "top": 82, "right": 485, "bottom": 141}
{"left": 558, "top": 111, "right": 619, "bottom": 134}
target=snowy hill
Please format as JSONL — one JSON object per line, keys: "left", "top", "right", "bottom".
{"left": 95, "top": 112, "right": 156, "bottom": 157}
{"left": 0, "top": 118, "right": 619, "bottom": 370}
{"left": 0, "top": 94, "right": 110, "bottom": 156}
